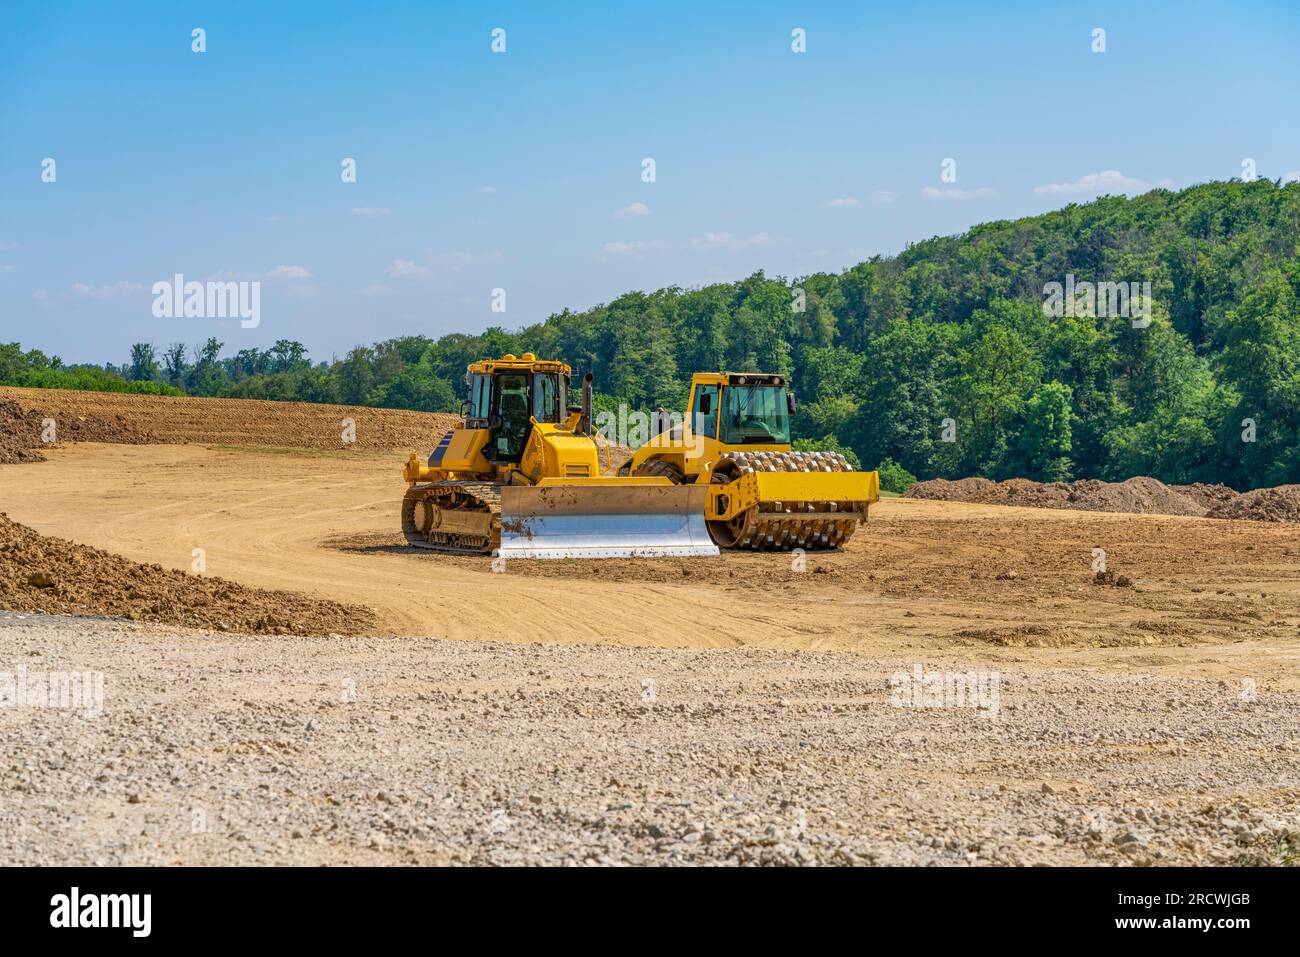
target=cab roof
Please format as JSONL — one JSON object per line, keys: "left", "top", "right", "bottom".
{"left": 467, "top": 353, "right": 571, "bottom": 375}
{"left": 690, "top": 371, "right": 787, "bottom": 387}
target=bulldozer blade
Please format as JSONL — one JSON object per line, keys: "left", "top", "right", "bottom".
{"left": 497, "top": 484, "right": 719, "bottom": 559}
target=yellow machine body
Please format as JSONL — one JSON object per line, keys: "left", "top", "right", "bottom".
{"left": 623, "top": 371, "right": 879, "bottom": 549}
{"left": 401, "top": 354, "right": 718, "bottom": 558}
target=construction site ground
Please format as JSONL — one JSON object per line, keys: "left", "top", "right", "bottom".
{"left": 1, "top": 389, "right": 1297, "bottom": 865}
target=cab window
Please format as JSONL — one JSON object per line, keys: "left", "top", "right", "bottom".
{"left": 532, "top": 373, "right": 560, "bottom": 423}
{"left": 468, "top": 374, "right": 491, "bottom": 420}
{"left": 692, "top": 384, "right": 719, "bottom": 439}
{"left": 494, "top": 372, "right": 532, "bottom": 460}
{"left": 718, "top": 385, "right": 791, "bottom": 445}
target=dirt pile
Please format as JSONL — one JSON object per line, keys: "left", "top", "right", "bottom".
{"left": 0, "top": 387, "right": 458, "bottom": 452}
{"left": 906, "top": 475, "right": 1211, "bottom": 518}
{"left": 1170, "top": 483, "right": 1239, "bottom": 511}
{"left": 1208, "top": 485, "right": 1300, "bottom": 523}
{"left": 0, "top": 400, "right": 49, "bottom": 464}
{"left": 0, "top": 512, "right": 374, "bottom": 635}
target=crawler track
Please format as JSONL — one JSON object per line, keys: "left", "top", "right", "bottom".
{"left": 401, "top": 481, "right": 502, "bottom": 554}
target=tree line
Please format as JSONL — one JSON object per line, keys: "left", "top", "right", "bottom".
{"left": 4, "top": 179, "right": 1298, "bottom": 491}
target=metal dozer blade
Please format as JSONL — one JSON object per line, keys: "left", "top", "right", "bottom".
{"left": 496, "top": 483, "right": 720, "bottom": 559}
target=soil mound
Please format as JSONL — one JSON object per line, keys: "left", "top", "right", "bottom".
{"left": 1171, "top": 483, "right": 1240, "bottom": 511}
{"left": 1208, "top": 485, "right": 1300, "bottom": 523}
{"left": 906, "top": 475, "right": 1205, "bottom": 517}
{"left": 0, "top": 512, "right": 374, "bottom": 635}
{"left": 0, "top": 400, "right": 49, "bottom": 464}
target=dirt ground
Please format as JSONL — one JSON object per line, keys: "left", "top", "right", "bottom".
{"left": 2, "top": 442, "right": 1300, "bottom": 694}
{"left": 1, "top": 389, "right": 1298, "bottom": 865}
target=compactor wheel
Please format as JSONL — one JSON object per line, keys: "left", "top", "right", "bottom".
{"left": 706, "top": 450, "right": 866, "bottom": 552}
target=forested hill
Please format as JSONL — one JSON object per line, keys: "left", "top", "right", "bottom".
{"left": 4, "top": 179, "right": 1299, "bottom": 490}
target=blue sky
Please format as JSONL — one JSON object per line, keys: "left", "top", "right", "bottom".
{"left": 2, "top": 0, "right": 1298, "bottom": 365}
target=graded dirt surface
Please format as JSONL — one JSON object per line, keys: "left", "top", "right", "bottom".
{"left": 3, "top": 443, "right": 1300, "bottom": 694}
{"left": 0, "top": 385, "right": 459, "bottom": 452}
{"left": 1, "top": 614, "right": 1296, "bottom": 866}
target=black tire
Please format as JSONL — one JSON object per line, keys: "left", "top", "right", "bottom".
{"left": 633, "top": 458, "right": 686, "bottom": 484}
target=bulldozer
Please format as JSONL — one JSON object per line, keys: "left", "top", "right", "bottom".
{"left": 620, "top": 372, "right": 880, "bottom": 550}
{"left": 401, "top": 354, "right": 718, "bottom": 559}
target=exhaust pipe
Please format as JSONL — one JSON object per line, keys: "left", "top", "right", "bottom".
{"left": 579, "top": 372, "right": 593, "bottom": 435}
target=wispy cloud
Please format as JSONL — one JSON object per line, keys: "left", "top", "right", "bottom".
{"left": 824, "top": 197, "right": 859, "bottom": 208}
{"left": 351, "top": 207, "right": 392, "bottom": 218}
{"left": 1033, "top": 170, "right": 1152, "bottom": 197}
{"left": 614, "top": 201, "right": 650, "bottom": 218}
{"left": 921, "top": 186, "right": 997, "bottom": 201}
{"left": 690, "top": 231, "right": 774, "bottom": 251}
{"left": 594, "top": 239, "right": 667, "bottom": 261}
{"left": 430, "top": 250, "right": 503, "bottom": 271}
{"left": 385, "top": 259, "right": 430, "bottom": 279}
{"left": 71, "top": 281, "right": 146, "bottom": 299}
{"left": 264, "top": 264, "right": 312, "bottom": 280}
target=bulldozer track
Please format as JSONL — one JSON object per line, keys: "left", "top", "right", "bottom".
{"left": 709, "top": 450, "right": 868, "bottom": 551}
{"left": 401, "top": 481, "right": 503, "bottom": 555}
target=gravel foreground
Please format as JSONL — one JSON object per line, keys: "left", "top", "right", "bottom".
{"left": 1, "top": 613, "right": 1297, "bottom": 866}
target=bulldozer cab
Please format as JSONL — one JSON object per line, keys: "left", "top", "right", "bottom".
{"left": 466, "top": 355, "right": 568, "bottom": 463}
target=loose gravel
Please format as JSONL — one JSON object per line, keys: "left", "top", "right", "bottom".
{"left": 2, "top": 614, "right": 1296, "bottom": 866}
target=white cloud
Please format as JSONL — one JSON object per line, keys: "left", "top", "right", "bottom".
{"left": 594, "top": 239, "right": 666, "bottom": 261}
{"left": 430, "top": 249, "right": 503, "bottom": 271}
{"left": 690, "top": 231, "right": 774, "bottom": 251}
{"left": 824, "top": 197, "right": 859, "bottom": 208}
{"left": 614, "top": 201, "right": 651, "bottom": 218}
{"left": 920, "top": 186, "right": 997, "bottom": 201}
{"left": 264, "top": 264, "right": 313, "bottom": 280}
{"left": 71, "top": 281, "right": 145, "bottom": 299}
{"left": 385, "top": 259, "right": 430, "bottom": 279}
{"left": 351, "top": 207, "right": 392, "bottom": 218}
{"left": 1033, "top": 170, "right": 1152, "bottom": 197}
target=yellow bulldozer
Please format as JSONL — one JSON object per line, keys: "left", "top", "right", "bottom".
{"left": 401, "top": 353, "right": 718, "bottom": 558}
{"left": 620, "top": 371, "right": 880, "bottom": 550}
